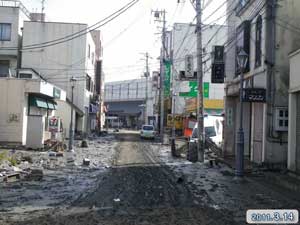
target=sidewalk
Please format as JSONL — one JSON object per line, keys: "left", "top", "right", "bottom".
{"left": 152, "top": 143, "right": 300, "bottom": 224}
{"left": 218, "top": 156, "right": 300, "bottom": 192}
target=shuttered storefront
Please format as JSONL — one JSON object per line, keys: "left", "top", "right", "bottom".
{"left": 296, "top": 93, "right": 300, "bottom": 173}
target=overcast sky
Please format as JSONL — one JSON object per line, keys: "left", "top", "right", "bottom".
{"left": 21, "top": 0, "right": 226, "bottom": 82}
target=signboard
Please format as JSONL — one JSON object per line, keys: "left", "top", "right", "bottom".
{"left": 164, "top": 61, "right": 171, "bottom": 97}
{"left": 53, "top": 87, "right": 61, "bottom": 99}
{"left": 185, "top": 54, "right": 194, "bottom": 78}
{"left": 243, "top": 88, "right": 266, "bottom": 102}
{"left": 179, "top": 81, "right": 209, "bottom": 98}
{"left": 49, "top": 116, "right": 60, "bottom": 132}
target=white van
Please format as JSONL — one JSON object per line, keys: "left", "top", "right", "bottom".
{"left": 191, "top": 116, "right": 223, "bottom": 147}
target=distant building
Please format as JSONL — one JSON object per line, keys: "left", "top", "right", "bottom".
{"left": 104, "top": 78, "right": 155, "bottom": 129}
{"left": 170, "top": 23, "right": 227, "bottom": 115}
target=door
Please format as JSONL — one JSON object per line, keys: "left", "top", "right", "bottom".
{"left": 26, "top": 116, "right": 44, "bottom": 149}
{"left": 296, "top": 93, "right": 300, "bottom": 173}
{"left": 252, "top": 103, "right": 263, "bottom": 164}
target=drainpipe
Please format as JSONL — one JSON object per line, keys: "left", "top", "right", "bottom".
{"left": 17, "top": 27, "right": 24, "bottom": 77}
{"left": 266, "top": 0, "right": 283, "bottom": 143}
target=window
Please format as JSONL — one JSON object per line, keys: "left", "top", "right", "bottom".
{"left": 275, "top": 108, "right": 288, "bottom": 131}
{"left": 88, "top": 44, "right": 91, "bottom": 58}
{"left": 239, "top": 0, "right": 248, "bottom": 7}
{"left": 0, "top": 23, "right": 11, "bottom": 41}
{"left": 0, "top": 60, "right": 9, "bottom": 77}
{"left": 19, "top": 73, "right": 33, "bottom": 79}
{"left": 235, "top": 20, "right": 251, "bottom": 75}
{"left": 236, "top": 0, "right": 250, "bottom": 13}
{"left": 86, "top": 74, "right": 91, "bottom": 91}
{"left": 255, "top": 15, "right": 262, "bottom": 68}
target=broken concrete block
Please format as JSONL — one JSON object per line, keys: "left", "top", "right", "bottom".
{"left": 3, "top": 173, "right": 20, "bottom": 182}
{"left": 12, "top": 166, "right": 22, "bottom": 172}
{"left": 83, "top": 158, "right": 90, "bottom": 166}
{"left": 81, "top": 140, "right": 88, "bottom": 148}
{"left": 56, "top": 152, "right": 64, "bottom": 157}
{"left": 21, "top": 155, "right": 33, "bottom": 163}
{"left": 48, "top": 151, "right": 56, "bottom": 157}
{"left": 25, "top": 169, "right": 43, "bottom": 181}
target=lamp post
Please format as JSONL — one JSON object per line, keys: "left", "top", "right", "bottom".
{"left": 236, "top": 50, "right": 248, "bottom": 177}
{"left": 171, "top": 92, "right": 176, "bottom": 156}
{"left": 68, "top": 76, "right": 77, "bottom": 152}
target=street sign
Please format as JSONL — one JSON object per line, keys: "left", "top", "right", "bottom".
{"left": 185, "top": 54, "right": 194, "bottom": 78}
{"left": 243, "top": 88, "right": 266, "bottom": 102}
{"left": 164, "top": 61, "right": 171, "bottom": 97}
{"left": 48, "top": 116, "right": 60, "bottom": 132}
{"left": 53, "top": 87, "right": 61, "bottom": 99}
{"left": 179, "top": 81, "right": 209, "bottom": 98}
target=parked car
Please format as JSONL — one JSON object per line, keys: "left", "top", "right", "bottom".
{"left": 140, "top": 125, "right": 156, "bottom": 139}
{"left": 190, "top": 116, "right": 223, "bottom": 147}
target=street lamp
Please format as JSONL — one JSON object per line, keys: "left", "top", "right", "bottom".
{"left": 68, "top": 76, "right": 77, "bottom": 152}
{"left": 171, "top": 92, "right": 177, "bottom": 157}
{"left": 236, "top": 50, "right": 248, "bottom": 177}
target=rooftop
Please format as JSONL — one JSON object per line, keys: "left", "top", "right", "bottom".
{"left": 0, "top": 0, "right": 31, "bottom": 19}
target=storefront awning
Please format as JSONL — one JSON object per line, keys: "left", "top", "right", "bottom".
{"left": 47, "top": 100, "right": 57, "bottom": 110}
{"left": 204, "top": 109, "right": 224, "bottom": 116}
{"left": 29, "top": 95, "right": 57, "bottom": 110}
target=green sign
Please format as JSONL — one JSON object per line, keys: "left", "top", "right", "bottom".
{"left": 179, "top": 81, "right": 209, "bottom": 98}
{"left": 53, "top": 87, "right": 61, "bottom": 99}
{"left": 164, "top": 61, "right": 171, "bottom": 97}
{"left": 203, "top": 82, "right": 209, "bottom": 98}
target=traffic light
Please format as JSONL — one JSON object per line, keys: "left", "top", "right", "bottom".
{"left": 212, "top": 46, "right": 224, "bottom": 63}
{"left": 211, "top": 63, "right": 225, "bottom": 83}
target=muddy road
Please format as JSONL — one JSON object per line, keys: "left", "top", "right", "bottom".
{"left": 2, "top": 131, "right": 236, "bottom": 225}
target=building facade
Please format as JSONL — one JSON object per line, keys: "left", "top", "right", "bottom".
{"left": 288, "top": 49, "right": 300, "bottom": 173}
{"left": 0, "top": 73, "right": 66, "bottom": 148}
{"left": 0, "top": 1, "right": 30, "bottom": 77}
{"left": 170, "top": 23, "right": 227, "bottom": 115}
{"left": 224, "top": 0, "right": 300, "bottom": 167}
{"left": 21, "top": 19, "right": 103, "bottom": 137}
{"left": 104, "top": 78, "right": 155, "bottom": 129}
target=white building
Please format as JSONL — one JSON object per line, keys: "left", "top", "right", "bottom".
{"left": 288, "top": 49, "right": 300, "bottom": 173}
{"left": 0, "top": 0, "right": 30, "bottom": 77}
{"left": 21, "top": 19, "right": 103, "bottom": 137}
{"left": 171, "top": 23, "right": 227, "bottom": 115}
{"left": 224, "top": 0, "right": 300, "bottom": 167}
{"left": 0, "top": 72, "right": 66, "bottom": 148}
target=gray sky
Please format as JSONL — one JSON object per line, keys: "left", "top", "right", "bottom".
{"left": 21, "top": 0, "right": 226, "bottom": 82}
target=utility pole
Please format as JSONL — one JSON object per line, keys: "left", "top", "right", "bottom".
{"left": 68, "top": 77, "right": 77, "bottom": 152}
{"left": 153, "top": 9, "right": 167, "bottom": 143}
{"left": 141, "top": 52, "right": 150, "bottom": 125}
{"left": 196, "top": 0, "right": 204, "bottom": 162}
{"left": 41, "top": 0, "right": 45, "bottom": 21}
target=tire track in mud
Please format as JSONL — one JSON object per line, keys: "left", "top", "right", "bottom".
{"left": 9, "top": 132, "right": 238, "bottom": 225}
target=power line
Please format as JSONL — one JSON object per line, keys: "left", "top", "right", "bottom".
{"left": 1, "top": 0, "right": 140, "bottom": 51}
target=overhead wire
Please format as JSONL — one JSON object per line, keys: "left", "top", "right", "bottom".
{"left": 1, "top": 0, "right": 140, "bottom": 51}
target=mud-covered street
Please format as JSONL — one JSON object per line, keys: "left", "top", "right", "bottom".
{"left": 1, "top": 131, "right": 299, "bottom": 225}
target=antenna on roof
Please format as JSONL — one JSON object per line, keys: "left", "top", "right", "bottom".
{"left": 41, "top": 0, "right": 45, "bottom": 14}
